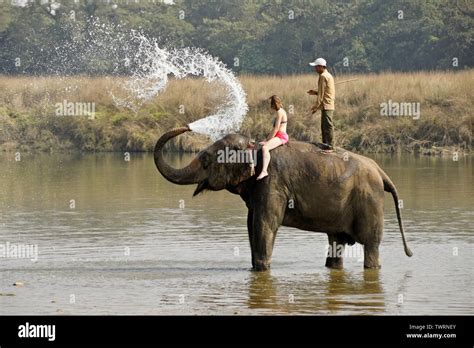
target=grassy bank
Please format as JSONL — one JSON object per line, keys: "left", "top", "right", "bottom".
{"left": 0, "top": 70, "right": 472, "bottom": 153}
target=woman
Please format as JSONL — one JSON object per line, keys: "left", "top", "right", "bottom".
{"left": 256, "top": 95, "right": 289, "bottom": 180}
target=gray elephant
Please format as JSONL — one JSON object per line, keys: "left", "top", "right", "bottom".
{"left": 154, "top": 126, "right": 413, "bottom": 271}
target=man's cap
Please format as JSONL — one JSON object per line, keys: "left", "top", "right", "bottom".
{"left": 309, "top": 58, "right": 327, "bottom": 67}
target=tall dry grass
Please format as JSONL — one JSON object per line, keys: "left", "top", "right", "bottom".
{"left": 0, "top": 70, "right": 472, "bottom": 153}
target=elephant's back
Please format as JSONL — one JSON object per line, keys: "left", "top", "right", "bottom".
{"left": 272, "top": 140, "right": 360, "bottom": 166}
{"left": 269, "top": 141, "right": 382, "bottom": 188}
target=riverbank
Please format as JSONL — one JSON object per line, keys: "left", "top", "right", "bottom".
{"left": 0, "top": 70, "right": 472, "bottom": 153}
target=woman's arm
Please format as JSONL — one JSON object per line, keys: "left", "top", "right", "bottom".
{"left": 260, "top": 111, "right": 283, "bottom": 145}
{"left": 266, "top": 110, "right": 283, "bottom": 140}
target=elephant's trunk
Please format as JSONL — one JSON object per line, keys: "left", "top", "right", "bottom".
{"left": 153, "top": 126, "right": 202, "bottom": 185}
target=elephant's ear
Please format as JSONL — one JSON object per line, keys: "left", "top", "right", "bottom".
{"left": 229, "top": 148, "right": 256, "bottom": 186}
{"left": 225, "top": 142, "right": 256, "bottom": 195}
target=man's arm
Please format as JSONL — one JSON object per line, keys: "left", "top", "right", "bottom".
{"left": 311, "top": 77, "right": 327, "bottom": 113}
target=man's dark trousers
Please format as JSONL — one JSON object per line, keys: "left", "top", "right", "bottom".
{"left": 321, "top": 109, "right": 334, "bottom": 149}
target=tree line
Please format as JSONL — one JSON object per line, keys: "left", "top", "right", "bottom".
{"left": 0, "top": 0, "right": 472, "bottom": 75}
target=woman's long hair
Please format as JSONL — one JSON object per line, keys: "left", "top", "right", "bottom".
{"left": 269, "top": 95, "right": 283, "bottom": 111}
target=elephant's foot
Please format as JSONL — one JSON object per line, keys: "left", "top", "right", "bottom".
{"left": 253, "top": 260, "right": 271, "bottom": 271}
{"left": 363, "top": 244, "right": 381, "bottom": 269}
{"left": 363, "top": 258, "right": 381, "bottom": 269}
{"left": 325, "top": 257, "right": 344, "bottom": 269}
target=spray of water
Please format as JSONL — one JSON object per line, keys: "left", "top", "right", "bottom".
{"left": 28, "top": 18, "right": 249, "bottom": 141}
{"left": 113, "top": 31, "right": 248, "bottom": 140}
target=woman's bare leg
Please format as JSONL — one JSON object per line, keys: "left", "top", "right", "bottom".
{"left": 256, "top": 137, "right": 283, "bottom": 180}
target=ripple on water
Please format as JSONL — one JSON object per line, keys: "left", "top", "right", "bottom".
{"left": 0, "top": 153, "right": 472, "bottom": 315}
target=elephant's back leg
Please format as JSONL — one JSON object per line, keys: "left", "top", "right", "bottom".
{"left": 352, "top": 194, "right": 385, "bottom": 269}
{"left": 325, "top": 234, "right": 350, "bottom": 269}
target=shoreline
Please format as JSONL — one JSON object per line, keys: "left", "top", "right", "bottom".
{"left": 0, "top": 71, "right": 472, "bottom": 155}
{"left": 0, "top": 142, "right": 469, "bottom": 156}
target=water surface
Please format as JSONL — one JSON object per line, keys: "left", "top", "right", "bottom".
{"left": 0, "top": 152, "right": 472, "bottom": 315}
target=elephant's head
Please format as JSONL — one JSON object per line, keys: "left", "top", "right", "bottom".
{"left": 154, "top": 127, "right": 256, "bottom": 196}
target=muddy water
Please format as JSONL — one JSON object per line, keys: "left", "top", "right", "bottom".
{"left": 0, "top": 152, "right": 472, "bottom": 315}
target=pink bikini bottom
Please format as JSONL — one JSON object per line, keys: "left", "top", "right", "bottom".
{"left": 275, "top": 131, "right": 289, "bottom": 144}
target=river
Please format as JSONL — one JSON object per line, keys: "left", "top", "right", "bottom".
{"left": 0, "top": 152, "right": 472, "bottom": 315}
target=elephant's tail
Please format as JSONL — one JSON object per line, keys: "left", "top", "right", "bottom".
{"left": 379, "top": 169, "right": 413, "bottom": 257}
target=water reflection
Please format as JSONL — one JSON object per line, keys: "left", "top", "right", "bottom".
{"left": 246, "top": 269, "right": 385, "bottom": 314}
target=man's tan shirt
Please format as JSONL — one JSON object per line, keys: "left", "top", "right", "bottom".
{"left": 315, "top": 70, "right": 335, "bottom": 110}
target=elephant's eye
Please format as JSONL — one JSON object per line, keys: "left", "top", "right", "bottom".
{"left": 200, "top": 152, "right": 212, "bottom": 169}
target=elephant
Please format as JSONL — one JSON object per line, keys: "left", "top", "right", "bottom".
{"left": 154, "top": 126, "right": 413, "bottom": 271}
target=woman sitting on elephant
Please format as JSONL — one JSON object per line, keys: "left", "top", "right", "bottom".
{"left": 256, "top": 95, "right": 289, "bottom": 180}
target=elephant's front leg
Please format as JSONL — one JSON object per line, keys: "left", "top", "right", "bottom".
{"left": 251, "top": 198, "right": 285, "bottom": 271}
{"left": 325, "top": 234, "right": 345, "bottom": 269}
{"left": 247, "top": 209, "right": 255, "bottom": 269}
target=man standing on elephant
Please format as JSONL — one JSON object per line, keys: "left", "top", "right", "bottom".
{"left": 307, "top": 58, "right": 335, "bottom": 153}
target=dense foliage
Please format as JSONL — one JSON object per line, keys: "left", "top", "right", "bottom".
{"left": 0, "top": 0, "right": 472, "bottom": 75}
